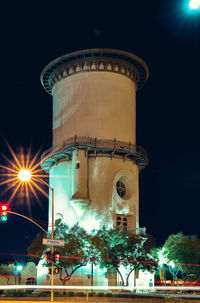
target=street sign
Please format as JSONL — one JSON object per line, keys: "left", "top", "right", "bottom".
{"left": 43, "top": 238, "right": 64, "bottom": 246}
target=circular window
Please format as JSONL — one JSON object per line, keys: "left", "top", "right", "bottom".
{"left": 116, "top": 181, "right": 126, "bottom": 198}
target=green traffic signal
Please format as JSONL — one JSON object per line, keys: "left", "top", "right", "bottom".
{"left": 1, "top": 216, "right": 7, "bottom": 222}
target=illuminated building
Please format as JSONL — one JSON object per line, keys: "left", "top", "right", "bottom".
{"left": 39, "top": 49, "right": 150, "bottom": 286}
{"left": 41, "top": 48, "right": 148, "bottom": 233}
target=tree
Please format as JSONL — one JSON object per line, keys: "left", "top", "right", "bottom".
{"left": 162, "top": 233, "right": 200, "bottom": 282}
{"left": 92, "top": 226, "right": 157, "bottom": 286}
{"left": 27, "top": 222, "right": 157, "bottom": 287}
{"left": 152, "top": 247, "right": 181, "bottom": 283}
{"left": 27, "top": 220, "right": 96, "bottom": 287}
{"left": 27, "top": 233, "right": 46, "bottom": 260}
{"left": 53, "top": 222, "right": 95, "bottom": 286}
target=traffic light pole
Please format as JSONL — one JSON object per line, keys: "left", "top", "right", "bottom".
{"left": 8, "top": 201, "right": 55, "bottom": 302}
{"left": 50, "top": 187, "right": 54, "bottom": 302}
{"left": 7, "top": 210, "right": 55, "bottom": 300}
{"left": 35, "top": 178, "right": 55, "bottom": 302}
{"left": 6, "top": 176, "right": 55, "bottom": 302}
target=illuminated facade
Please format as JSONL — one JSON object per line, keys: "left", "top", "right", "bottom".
{"left": 40, "top": 49, "right": 149, "bottom": 234}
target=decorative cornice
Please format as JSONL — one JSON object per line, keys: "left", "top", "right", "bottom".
{"left": 41, "top": 49, "right": 149, "bottom": 95}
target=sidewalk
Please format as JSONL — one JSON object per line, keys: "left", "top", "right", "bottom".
{"left": 0, "top": 295, "right": 200, "bottom": 303}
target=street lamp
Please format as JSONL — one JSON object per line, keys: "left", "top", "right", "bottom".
{"left": 15, "top": 264, "right": 23, "bottom": 285}
{"left": 18, "top": 169, "right": 55, "bottom": 302}
{"left": 18, "top": 169, "right": 31, "bottom": 182}
{"left": 189, "top": 0, "right": 200, "bottom": 9}
{"left": 16, "top": 265, "right": 23, "bottom": 271}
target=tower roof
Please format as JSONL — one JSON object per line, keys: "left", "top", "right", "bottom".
{"left": 41, "top": 48, "right": 149, "bottom": 95}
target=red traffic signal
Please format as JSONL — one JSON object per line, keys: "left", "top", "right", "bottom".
{"left": 0, "top": 204, "right": 8, "bottom": 212}
{"left": 0, "top": 203, "right": 8, "bottom": 223}
{"left": 54, "top": 251, "right": 60, "bottom": 264}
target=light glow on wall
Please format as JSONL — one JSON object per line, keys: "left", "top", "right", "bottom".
{"left": 81, "top": 215, "right": 101, "bottom": 233}
{"left": 37, "top": 255, "right": 48, "bottom": 277}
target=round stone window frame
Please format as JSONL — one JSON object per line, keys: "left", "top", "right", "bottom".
{"left": 113, "top": 169, "right": 138, "bottom": 201}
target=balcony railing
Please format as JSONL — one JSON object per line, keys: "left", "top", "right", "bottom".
{"left": 41, "top": 136, "right": 148, "bottom": 171}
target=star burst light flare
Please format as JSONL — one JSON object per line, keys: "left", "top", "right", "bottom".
{"left": 0, "top": 141, "right": 49, "bottom": 210}
{"left": 189, "top": 0, "right": 200, "bottom": 9}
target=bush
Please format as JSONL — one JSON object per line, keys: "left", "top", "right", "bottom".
{"left": 118, "top": 292, "right": 132, "bottom": 298}
{"left": 40, "top": 291, "right": 50, "bottom": 297}
{"left": 4, "top": 290, "right": 26, "bottom": 297}
{"left": 105, "top": 292, "right": 112, "bottom": 297}
{"left": 53, "top": 291, "right": 63, "bottom": 296}
{"left": 67, "top": 291, "right": 74, "bottom": 297}
{"left": 89, "top": 292, "right": 98, "bottom": 297}
{"left": 77, "top": 292, "right": 85, "bottom": 297}
{"left": 98, "top": 292, "right": 104, "bottom": 297}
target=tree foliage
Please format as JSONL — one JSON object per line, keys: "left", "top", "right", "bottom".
{"left": 27, "top": 221, "right": 157, "bottom": 286}
{"left": 27, "top": 233, "right": 46, "bottom": 259}
{"left": 27, "top": 220, "right": 96, "bottom": 285}
{"left": 162, "top": 233, "right": 200, "bottom": 281}
{"left": 53, "top": 221, "right": 95, "bottom": 285}
{"left": 92, "top": 226, "right": 157, "bottom": 286}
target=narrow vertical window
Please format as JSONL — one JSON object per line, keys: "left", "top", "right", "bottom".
{"left": 116, "top": 215, "right": 127, "bottom": 230}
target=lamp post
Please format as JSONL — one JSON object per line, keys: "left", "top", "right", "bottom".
{"left": 49, "top": 185, "right": 54, "bottom": 302}
{"left": 16, "top": 265, "right": 23, "bottom": 285}
{"left": 18, "top": 169, "right": 55, "bottom": 302}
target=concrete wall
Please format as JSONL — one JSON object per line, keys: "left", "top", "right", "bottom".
{"left": 52, "top": 72, "right": 136, "bottom": 147}
{"left": 48, "top": 155, "right": 139, "bottom": 232}
{"left": 48, "top": 69, "right": 139, "bottom": 232}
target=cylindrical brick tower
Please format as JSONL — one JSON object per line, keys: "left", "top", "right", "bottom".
{"left": 41, "top": 49, "right": 148, "bottom": 234}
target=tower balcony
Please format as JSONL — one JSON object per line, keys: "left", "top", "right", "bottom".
{"left": 41, "top": 136, "right": 148, "bottom": 172}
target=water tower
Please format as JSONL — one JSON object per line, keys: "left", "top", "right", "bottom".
{"left": 40, "top": 49, "right": 148, "bottom": 233}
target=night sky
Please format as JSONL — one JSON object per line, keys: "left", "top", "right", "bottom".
{"left": 0, "top": 0, "right": 200, "bottom": 257}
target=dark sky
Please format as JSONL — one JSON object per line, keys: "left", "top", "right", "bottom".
{"left": 0, "top": 0, "right": 200, "bottom": 256}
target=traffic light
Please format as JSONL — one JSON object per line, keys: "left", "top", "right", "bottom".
{"left": 53, "top": 251, "right": 60, "bottom": 265}
{"left": 45, "top": 251, "right": 51, "bottom": 265}
{"left": 0, "top": 203, "right": 8, "bottom": 223}
{"left": 48, "top": 268, "right": 59, "bottom": 275}
{"left": 54, "top": 267, "right": 59, "bottom": 274}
